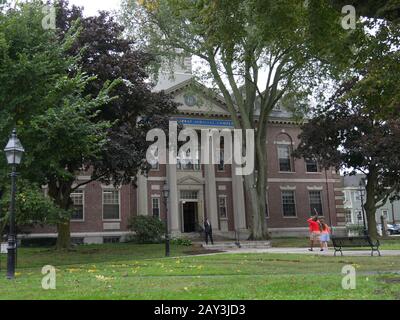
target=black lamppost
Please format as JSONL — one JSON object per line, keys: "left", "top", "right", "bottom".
{"left": 4, "top": 129, "right": 24, "bottom": 279}
{"left": 163, "top": 182, "right": 170, "bottom": 257}
{"left": 359, "top": 178, "right": 368, "bottom": 235}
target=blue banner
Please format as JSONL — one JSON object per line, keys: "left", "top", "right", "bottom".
{"left": 172, "top": 117, "right": 234, "bottom": 128}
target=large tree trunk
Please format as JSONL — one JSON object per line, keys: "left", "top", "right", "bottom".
{"left": 48, "top": 179, "right": 73, "bottom": 250}
{"left": 244, "top": 136, "right": 269, "bottom": 240}
{"left": 56, "top": 221, "right": 71, "bottom": 250}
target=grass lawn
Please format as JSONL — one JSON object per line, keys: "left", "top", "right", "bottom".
{"left": 0, "top": 243, "right": 400, "bottom": 300}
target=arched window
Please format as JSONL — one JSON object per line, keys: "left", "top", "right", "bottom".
{"left": 276, "top": 133, "right": 294, "bottom": 172}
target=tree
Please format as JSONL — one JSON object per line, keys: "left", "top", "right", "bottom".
{"left": 48, "top": 0, "right": 177, "bottom": 248}
{"left": 21, "top": 73, "right": 117, "bottom": 249}
{"left": 294, "top": 80, "right": 400, "bottom": 239}
{"left": 295, "top": 14, "right": 400, "bottom": 239}
{"left": 0, "top": 1, "right": 82, "bottom": 246}
{"left": 0, "top": 1, "right": 177, "bottom": 249}
{"left": 331, "top": 0, "right": 400, "bottom": 22}
{"left": 122, "top": 0, "right": 352, "bottom": 239}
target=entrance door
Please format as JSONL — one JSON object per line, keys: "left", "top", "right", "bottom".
{"left": 183, "top": 202, "right": 197, "bottom": 233}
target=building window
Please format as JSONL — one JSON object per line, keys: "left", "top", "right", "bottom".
{"left": 180, "top": 190, "right": 198, "bottom": 200}
{"left": 103, "top": 236, "right": 121, "bottom": 244}
{"left": 309, "top": 191, "right": 323, "bottom": 216}
{"left": 282, "top": 190, "right": 296, "bottom": 217}
{"left": 152, "top": 197, "right": 160, "bottom": 218}
{"left": 70, "top": 190, "right": 84, "bottom": 221}
{"left": 356, "top": 210, "right": 363, "bottom": 222}
{"left": 265, "top": 191, "right": 269, "bottom": 218}
{"left": 345, "top": 210, "right": 353, "bottom": 224}
{"left": 151, "top": 162, "right": 159, "bottom": 170}
{"left": 382, "top": 210, "right": 388, "bottom": 219}
{"left": 354, "top": 191, "right": 361, "bottom": 201}
{"left": 148, "top": 145, "right": 159, "bottom": 170}
{"left": 218, "top": 196, "right": 227, "bottom": 219}
{"left": 71, "top": 237, "right": 84, "bottom": 245}
{"left": 277, "top": 144, "right": 292, "bottom": 172}
{"left": 217, "top": 149, "right": 225, "bottom": 171}
{"left": 177, "top": 149, "right": 200, "bottom": 171}
{"left": 103, "top": 189, "right": 120, "bottom": 220}
{"left": 305, "top": 158, "right": 319, "bottom": 172}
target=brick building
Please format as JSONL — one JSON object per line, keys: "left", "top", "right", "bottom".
{"left": 25, "top": 60, "right": 345, "bottom": 243}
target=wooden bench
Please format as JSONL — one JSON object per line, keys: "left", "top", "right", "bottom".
{"left": 331, "top": 236, "right": 381, "bottom": 256}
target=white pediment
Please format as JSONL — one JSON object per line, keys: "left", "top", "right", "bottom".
{"left": 174, "top": 91, "right": 230, "bottom": 115}
{"left": 177, "top": 175, "right": 204, "bottom": 185}
{"left": 163, "top": 79, "right": 230, "bottom": 116}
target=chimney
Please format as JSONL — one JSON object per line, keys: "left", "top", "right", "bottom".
{"left": 183, "top": 56, "right": 192, "bottom": 74}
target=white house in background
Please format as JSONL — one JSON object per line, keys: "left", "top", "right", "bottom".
{"left": 342, "top": 174, "right": 400, "bottom": 225}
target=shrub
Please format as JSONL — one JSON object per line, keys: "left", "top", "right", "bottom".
{"left": 128, "top": 215, "right": 165, "bottom": 243}
{"left": 171, "top": 237, "right": 192, "bottom": 246}
{"left": 20, "top": 237, "right": 57, "bottom": 248}
{"left": 0, "top": 180, "right": 65, "bottom": 238}
{"left": 346, "top": 224, "right": 365, "bottom": 236}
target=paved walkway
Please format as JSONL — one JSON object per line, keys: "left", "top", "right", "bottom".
{"left": 220, "top": 247, "right": 400, "bottom": 256}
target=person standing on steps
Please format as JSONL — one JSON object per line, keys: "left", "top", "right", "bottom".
{"left": 204, "top": 218, "right": 214, "bottom": 245}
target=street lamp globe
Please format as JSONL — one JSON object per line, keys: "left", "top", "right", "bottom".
{"left": 4, "top": 129, "right": 25, "bottom": 165}
{"left": 163, "top": 182, "right": 169, "bottom": 200}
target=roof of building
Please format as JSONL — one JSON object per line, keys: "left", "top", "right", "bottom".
{"left": 343, "top": 174, "right": 366, "bottom": 188}
{"left": 151, "top": 58, "right": 300, "bottom": 123}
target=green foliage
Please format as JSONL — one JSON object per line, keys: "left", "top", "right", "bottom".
{"left": 0, "top": 1, "right": 177, "bottom": 249}
{"left": 170, "top": 237, "right": 192, "bottom": 246}
{"left": 0, "top": 180, "right": 65, "bottom": 237}
{"left": 0, "top": 1, "right": 77, "bottom": 126}
{"left": 0, "top": 1, "right": 115, "bottom": 248}
{"left": 128, "top": 215, "right": 165, "bottom": 243}
{"left": 346, "top": 224, "right": 365, "bottom": 235}
{"left": 331, "top": 0, "right": 400, "bottom": 22}
{"left": 294, "top": 79, "right": 400, "bottom": 238}
{"left": 343, "top": 19, "right": 400, "bottom": 118}
{"left": 21, "top": 73, "right": 115, "bottom": 187}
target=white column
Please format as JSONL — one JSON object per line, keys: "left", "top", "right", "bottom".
{"left": 167, "top": 163, "right": 180, "bottom": 233}
{"left": 232, "top": 163, "right": 247, "bottom": 230}
{"left": 198, "top": 189, "right": 205, "bottom": 224}
{"left": 137, "top": 174, "right": 148, "bottom": 215}
{"left": 204, "top": 163, "right": 219, "bottom": 230}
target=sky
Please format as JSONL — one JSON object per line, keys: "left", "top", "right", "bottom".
{"left": 68, "top": 0, "right": 121, "bottom": 16}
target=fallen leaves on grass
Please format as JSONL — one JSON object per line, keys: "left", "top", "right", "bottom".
{"left": 95, "top": 275, "right": 114, "bottom": 282}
